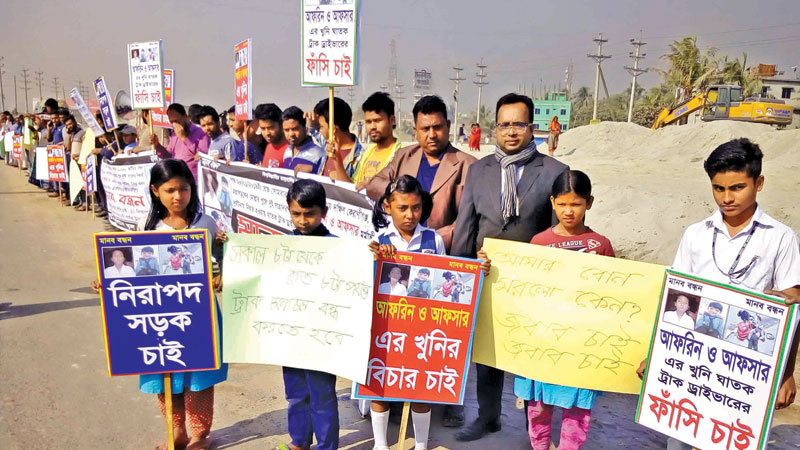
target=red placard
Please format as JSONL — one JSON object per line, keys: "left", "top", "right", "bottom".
{"left": 47, "top": 145, "right": 68, "bottom": 182}
{"left": 151, "top": 69, "right": 174, "bottom": 129}
{"left": 354, "top": 251, "right": 484, "bottom": 405}
{"left": 12, "top": 135, "right": 23, "bottom": 160}
{"left": 234, "top": 39, "right": 252, "bottom": 121}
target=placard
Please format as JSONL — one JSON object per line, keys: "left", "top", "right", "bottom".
{"left": 301, "top": 0, "right": 359, "bottom": 86}
{"left": 635, "top": 270, "right": 798, "bottom": 450}
{"left": 94, "top": 230, "right": 219, "bottom": 376}
{"left": 473, "top": 238, "right": 666, "bottom": 394}
{"left": 69, "top": 88, "right": 104, "bottom": 135}
{"left": 127, "top": 40, "right": 165, "bottom": 110}
{"left": 234, "top": 40, "right": 252, "bottom": 121}
{"left": 47, "top": 145, "right": 68, "bottom": 182}
{"left": 99, "top": 154, "right": 157, "bottom": 231}
{"left": 12, "top": 135, "right": 22, "bottom": 160}
{"left": 86, "top": 154, "right": 97, "bottom": 195}
{"left": 94, "top": 76, "right": 119, "bottom": 130}
{"left": 222, "top": 234, "right": 374, "bottom": 382}
{"left": 151, "top": 69, "right": 174, "bottom": 129}
{"left": 354, "top": 251, "right": 484, "bottom": 404}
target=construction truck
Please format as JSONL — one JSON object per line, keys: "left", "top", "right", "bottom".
{"left": 651, "top": 84, "right": 793, "bottom": 130}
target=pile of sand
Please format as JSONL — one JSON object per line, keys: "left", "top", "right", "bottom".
{"left": 547, "top": 120, "right": 800, "bottom": 264}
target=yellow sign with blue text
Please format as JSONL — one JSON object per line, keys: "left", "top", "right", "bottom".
{"left": 473, "top": 238, "right": 666, "bottom": 394}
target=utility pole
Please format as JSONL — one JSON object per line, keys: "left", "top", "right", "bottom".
{"left": 347, "top": 86, "right": 355, "bottom": 108}
{"left": 473, "top": 58, "right": 488, "bottom": 125}
{"left": 625, "top": 33, "right": 648, "bottom": 122}
{"left": 21, "top": 68, "right": 31, "bottom": 113}
{"left": 52, "top": 76, "right": 61, "bottom": 99}
{"left": 449, "top": 65, "right": 466, "bottom": 142}
{"left": 35, "top": 70, "right": 44, "bottom": 100}
{"left": 77, "top": 80, "right": 87, "bottom": 99}
{"left": 587, "top": 33, "right": 611, "bottom": 121}
{"left": 0, "top": 56, "right": 5, "bottom": 111}
{"left": 14, "top": 74, "right": 18, "bottom": 112}
{"left": 564, "top": 62, "right": 574, "bottom": 98}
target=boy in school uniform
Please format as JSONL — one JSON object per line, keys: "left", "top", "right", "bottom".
{"left": 278, "top": 179, "right": 339, "bottom": 450}
{"left": 638, "top": 138, "right": 800, "bottom": 449}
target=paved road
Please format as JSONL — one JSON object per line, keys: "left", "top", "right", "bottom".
{"left": 1, "top": 165, "right": 797, "bottom": 450}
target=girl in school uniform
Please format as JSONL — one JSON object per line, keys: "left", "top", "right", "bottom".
{"left": 368, "top": 175, "right": 490, "bottom": 450}
{"left": 516, "top": 170, "right": 614, "bottom": 450}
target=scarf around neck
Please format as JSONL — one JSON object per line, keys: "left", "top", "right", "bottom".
{"left": 494, "top": 139, "right": 538, "bottom": 223}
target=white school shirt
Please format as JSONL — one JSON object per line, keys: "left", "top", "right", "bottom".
{"left": 663, "top": 310, "right": 696, "bottom": 329}
{"left": 376, "top": 222, "right": 446, "bottom": 256}
{"left": 672, "top": 206, "right": 800, "bottom": 292}
{"left": 104, "top": 264, "right": 136, "bottom": 278}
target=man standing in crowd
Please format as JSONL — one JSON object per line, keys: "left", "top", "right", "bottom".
{"left": 366, "top": 95, "right": 475, "bottom": 251}
{"left": 451, "top": 93, "right": 568, "bottom": 441}
{"left": 281, "top": 106, "right": 326, "bottom": 174}
{"left": 310, "top": 96, "right": 363, "bottom": 180}
{"left": 254, "top": 103, "right": 287, "bottom": 169}
{"left": 226, "top": 106, "right": 264, "bottom": 164}
{"left": 351, "top": 92, "right": 401, "bottom": 191}
{"left": 199, "top": 106, "right": 243, "bottom": 163}
{"left": 150, "top": 103, "right": 210, "bottom": 179}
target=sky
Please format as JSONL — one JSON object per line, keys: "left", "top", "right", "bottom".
{"left": 1, "top": 0, "right": 799, "bottom": 116}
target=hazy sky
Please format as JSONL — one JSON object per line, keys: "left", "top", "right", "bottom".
{"left": 1, "top": 0, "right": 799, "bottom": 115}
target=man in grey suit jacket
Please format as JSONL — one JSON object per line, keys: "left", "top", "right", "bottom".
{"left": 451, "top": 93, "right": 569, "bottom": 441}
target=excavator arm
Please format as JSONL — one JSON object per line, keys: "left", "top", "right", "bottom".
{"left": 651, "top": 92, "right": 708, "bottom": 130}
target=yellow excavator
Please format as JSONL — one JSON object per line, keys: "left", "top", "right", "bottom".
{"left": 651, "top": 84, "right": 793, "bottom": 130}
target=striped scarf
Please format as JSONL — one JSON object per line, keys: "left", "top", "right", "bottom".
{"left": 494, "top": 139, "right": 538, "bottom": 223}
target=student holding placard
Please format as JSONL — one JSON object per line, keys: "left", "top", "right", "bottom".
{"left": 139, "top": 159, "right": 227, "bottom": 450}
{"left": 513, "top": 170, "right": 614, "bottom": 450}
{"left": 277, "top": 179, "right": 339, "bottom": 450}
{"left": 368, "top": 175, "right": 491, "bottom": 450}
{"left": 637, "top": 138, "right": 800, "bottom": 449}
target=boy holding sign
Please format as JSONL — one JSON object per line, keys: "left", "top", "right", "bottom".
{"left": 637, "top": 138, "right": 800, "bottom": 448}
{"left": 278, "top": 179, "right": 339, "bottom": 450}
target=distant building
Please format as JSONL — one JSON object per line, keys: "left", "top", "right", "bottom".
{"left": 532, "top": 92, "right": 571, "bottom": 132}
{"left": 760, "top": 78, "right": 800, "bottom": 129}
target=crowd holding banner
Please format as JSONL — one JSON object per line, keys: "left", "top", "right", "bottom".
{"left": 2, "top": 1, "right": 798, "bottom": 448}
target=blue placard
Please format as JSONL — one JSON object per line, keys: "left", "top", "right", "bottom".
{"left": 94, "top": 230, "right": 219, "bottom": 376}
{"left": 94, "top": 76, "right": 118, "bottom": 131}
{"left": 85, "top": 154, "right": 96, "bottom": 195}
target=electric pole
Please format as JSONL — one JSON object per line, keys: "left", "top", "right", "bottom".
{"left": 35, "top": 70, "right": 44, "bottom": 100}
{"left": 14, "top": 74, "right": 18, "bottom": 112}
{"left": 0, "top": 56, "right": 5, "bottom": 111}
{"left": 474, "top": 58, "right": 488, "bottom": 125}
{"left": 52, "top": 76, "right": 61, "bottom": 99}
{"left": 77, "top": 80, "right": 87, "bottom": 99}
{"left": 587, "top": 33, "right": 611, "bottom": 121}
{"left": 625, "top": 34, "right": 647, "bottom": 123}
{"left": 347, "top": 86, "right": 355, "bottom": 108}
{"left": 21, "top": 68, "right": 31, "bottom": 113}
{"left": 449, "top": 65, "right": 466, "bottom": 142}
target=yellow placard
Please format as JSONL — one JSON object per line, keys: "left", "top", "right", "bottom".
{"left": 473, "top": 238, "right": 666, "bottom": 394}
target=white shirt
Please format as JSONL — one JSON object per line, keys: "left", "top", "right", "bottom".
{"left": 104, "top": 264, "right": 136, "bottom": 279}
{"left": 673, "top": 206, "right": 800, "bottom": 292}
{"left": 663, "top": 310, "right": 696, "bottom": 329}
{"left": 378, "top": 281, "right": 408, "bottom": 296}
{"left": 377, "top": 222, "right": 446, "bottom": 256}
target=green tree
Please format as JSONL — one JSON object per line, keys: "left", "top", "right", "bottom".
{"left": 662, "top": 36, "right": 719, "bottom": 101}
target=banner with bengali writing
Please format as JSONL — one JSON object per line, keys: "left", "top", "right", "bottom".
{"left": 47, "top": 145, "right": 68, "bottom": 182}
{"left": 221, "top": 234, "right": 374, "bottom": 382}
{"left": 127, "top": 40, "right": 165, "bottom": 110}
{"left": 354, "top": 251, "right": 484, "bottom": 404}
{"left": 234, "top": 40, "right": 252, "bottom": 121}
{"left": 100, "top": 154, "right": 157, "bottom": 231}
{"left": 86, "top": 154, "right": 97, "bottom": 195}
{"left": 151, "top": 69, "right": 174, "bottom": 129}
{"left": 69, "top": 88, "right": 105, "bottom": 135}
{"left": 473, "top": 238, "right": 665, "bottom": 394}
{"left": 197, "top": 156, "right": 375, "bottom": 240}
{"left": 12, "top": 134, "right": 22, "bottom": 160}
{"left": 635, "top": 270, "right": 798, "bottom": 450}
{"left": 301, "top": 0, "right": 359, "bottom": 86}
{"left": 94, "top": 230, "right": 220, "bottom": 376}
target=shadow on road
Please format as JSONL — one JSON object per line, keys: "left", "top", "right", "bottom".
{"left": 0, "top": 298, "right": 99, "bottom": 320}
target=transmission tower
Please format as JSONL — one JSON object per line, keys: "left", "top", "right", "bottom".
{"left": 473, "top": 58, "right": 489, "bottom": 125}
{"left": 449, "top": 65, "right": 466, "bottom": 141}
{"left": 587, "top": 33, "right": 611, "bottom": 121}
{"left": 625, "top": 34, "right": 648, "bottom": 123}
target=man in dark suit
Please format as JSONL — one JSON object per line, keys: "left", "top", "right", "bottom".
{"left": 366, "top": 95, "right": 476, "bottom": 251}
{"left": 452, "top": 93, "right": 569, "bottom": 441}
